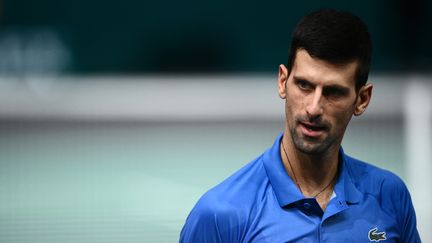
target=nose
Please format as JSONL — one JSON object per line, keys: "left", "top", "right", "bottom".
{"left": 306, "top": 89, "right": 324, "bottom": 119}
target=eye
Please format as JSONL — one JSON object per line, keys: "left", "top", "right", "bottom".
{"left": 323, "top": 87, "right": 347, "bottom": 98}
{"left": 296, "top": 80, "right": 312, "bottom": 91}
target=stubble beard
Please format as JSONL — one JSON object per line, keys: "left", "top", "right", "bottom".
{"left": 289, "top": 124, "right": 335, "bottom": 155}
{"left": 287, "top": 113, "right": 339, "bottom": 155}
{"left": 284, "top": 100, "right": 351, "bottom": 156}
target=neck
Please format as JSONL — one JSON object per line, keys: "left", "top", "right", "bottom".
{"left": 280, "top": 133, "right": 340, "bottom": 198}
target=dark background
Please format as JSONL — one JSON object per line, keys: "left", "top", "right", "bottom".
{"left": 1, "top": 0, "right": 431, "bottom": 74}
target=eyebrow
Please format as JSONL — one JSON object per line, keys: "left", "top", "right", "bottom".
{"left": 325, "top": 84, "right": 350, "bottom": 93}
{"left": 293, "top": 76, "right": 350, "bottom": 92}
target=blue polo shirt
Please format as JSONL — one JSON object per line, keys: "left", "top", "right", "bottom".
{"left": 180, "top": 134, "right": 421, "bottom": 242}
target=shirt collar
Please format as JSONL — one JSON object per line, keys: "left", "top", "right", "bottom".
{"left": 262, "top": 133, "right": 362, "bottom": 208}
{"left": 336, "top": 148, "right": 362, "bottom": 204}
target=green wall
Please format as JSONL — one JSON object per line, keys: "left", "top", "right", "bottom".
{"left": 2, "top": 0, "right": 431, "bottom": 73}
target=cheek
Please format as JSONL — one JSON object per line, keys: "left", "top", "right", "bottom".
{"left": 285, "top": 97, "right": 303, "bottom": 118}
{"left": 331, "top": 107, "right": 354, "bottom": 127}
{"left": 323, "top": 100, "right": 354, "bottom": 122}
{"left": 286, "top": 90, "right": 305, "bottom": 110}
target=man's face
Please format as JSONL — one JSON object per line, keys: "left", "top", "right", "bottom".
{"left": 278, "top": 49, "right": 370, "bottom": 155}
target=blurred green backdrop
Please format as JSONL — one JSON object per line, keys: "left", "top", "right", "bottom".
{"left": 1, "top": 0, "right": 431, "bottom": 74}
{"left": 0, "top": 1, "right": 431, "bottom": 242}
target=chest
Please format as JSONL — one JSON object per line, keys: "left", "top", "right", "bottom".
{"left": 243, "top": 198, "right": 400, "bottom": 243}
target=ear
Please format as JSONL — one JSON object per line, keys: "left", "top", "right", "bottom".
{"left": 354, "top": 83, "right": 373, "bottom": 116}
{"left": 278, "top": 64, "right": 289, "bottom": 99}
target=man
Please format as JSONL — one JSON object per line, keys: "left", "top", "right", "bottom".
{"left": 180, "top": 9, "right": 421, "bottom": 242}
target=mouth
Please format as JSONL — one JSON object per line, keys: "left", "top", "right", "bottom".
{"left": 299, "top": 121, "right": 328, "bottom": 138}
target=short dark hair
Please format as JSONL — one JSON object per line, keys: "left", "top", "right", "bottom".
{"left": 287, "top": 9, "right": 372, "bottom": 91}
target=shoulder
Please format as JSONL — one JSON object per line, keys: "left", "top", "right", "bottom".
{"left": 344, "top": 155, "right": 418, "bottom": 228}
{"left": 344, "top": 155, "right": 408, "bottom": 197}
{"left": 343, "top": 155, "right": 421, "bottom": 241}
{"left": 194, "top": 154, "right": 269, "bottom": 220}
{"left": 181, "top": 155, "right": 270, "bottom": 242}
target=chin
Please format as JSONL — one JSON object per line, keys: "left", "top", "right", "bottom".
{"left": 293, "top": 137, "right": 332, "bottom": 155}
{"left": 289, "top": 126, "right": 336, "bottom": 155}
{"left": 296, "top": 144, "right": 328, "bottom": 155}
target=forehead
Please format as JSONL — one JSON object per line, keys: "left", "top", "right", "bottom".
{"left": 291, "top": 49, "right": 358, "bottom": 88}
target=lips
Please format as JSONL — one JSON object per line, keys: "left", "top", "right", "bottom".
{"left": 299, "top": 121, "right": 328, "bottom": 138}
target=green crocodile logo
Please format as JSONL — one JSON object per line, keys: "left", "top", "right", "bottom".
{"left": 368, "top": 227, "right": 386, "bottom": 242}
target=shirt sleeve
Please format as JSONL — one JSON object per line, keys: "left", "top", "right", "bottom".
{"left": 382, "top": 173, "right": 422, "bottom": 243}
{"left": 180, "top": 195, "right": 243, "bottom": 243}
{"left": 180, "top": 205, "right": 223, "bottom": 243}
{"left": 397, "top": 182, "right": 421, "bottom": 243}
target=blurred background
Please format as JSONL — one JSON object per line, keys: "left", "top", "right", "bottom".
{"left": 0, "top": 0, "right": 431, "bottom": 242}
